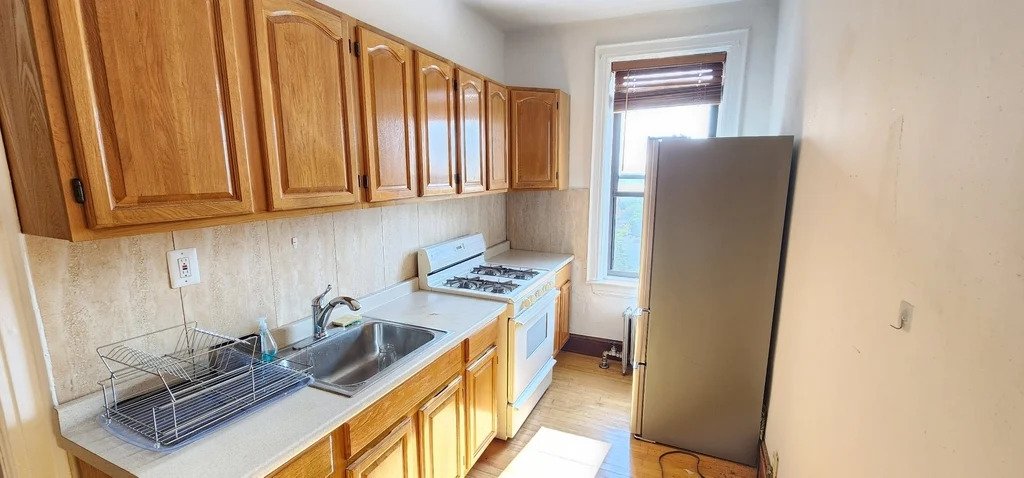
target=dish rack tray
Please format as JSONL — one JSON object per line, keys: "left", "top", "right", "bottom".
{"left": 96, "top": 322, "right": 312, "bottom": 451}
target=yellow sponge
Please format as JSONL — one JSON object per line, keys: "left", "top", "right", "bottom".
{"left": 331, "top": 311, "right": 362, "bottom": 328}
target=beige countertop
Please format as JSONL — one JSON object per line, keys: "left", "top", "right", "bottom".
{"left": 488, "top": 247, "right": 574, "bottom": 273}
{"left": 56, "top": 285, "right": 506, "bottom": 478}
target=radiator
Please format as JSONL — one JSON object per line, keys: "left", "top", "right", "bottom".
{"left": 621, "top": 305, "right": 641, "bottom": 375}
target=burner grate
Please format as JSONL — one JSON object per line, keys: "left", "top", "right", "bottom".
{"left": 471, "top": 265, "right": 540, "bottom": 280}
{"left": 443, "top": 276, "right": 519, "bottom": 294}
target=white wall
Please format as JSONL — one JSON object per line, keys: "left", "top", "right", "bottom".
{"left": 504, "top": 0, "right": 779, "bottom": 188}
{"left": 0, "top": 131, "right": 71, "bottom": 476}
{"left": 504, "top": 0, "right": 780, "bottom": 340}
{"left": 321, "top": 0, "right": 505, "bottom": 80}
{"left": 765, "top": 0, "right": 1024, "bottom": 476}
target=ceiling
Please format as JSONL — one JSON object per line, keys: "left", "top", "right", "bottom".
{"left": 461, "top": 0, "right": 739, "bottom": 31}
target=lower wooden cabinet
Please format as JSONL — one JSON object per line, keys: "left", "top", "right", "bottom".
{"left": 555, "top": 280, "right": 571, "bottom": 353}
{"left": 418, "top": 376, "right": 465, "bottom": 478}
{"left": 271, "top": 435, "right": 337, "bottom": 478}
{"left": 554, "top": 264, "right": 572, "bottom": 355}
{"left": 74, "top": 459, "right": 111, "bottom": 478}
{"left": 71, "top": 328, "right": 503, "bottom": 478}
{"left": 464, "top": 346, "right": 498, "bottom": 469}
{"left": 346, "top": 417, "right": 419, "bottom": 478}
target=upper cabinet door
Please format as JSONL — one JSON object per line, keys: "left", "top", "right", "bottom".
{"left": 356, "top": 27, "right": 418, "bottom": 202}
{"left": 456, "top": 69, "right": 487, "bottom": 194}
{"left": 50, "top": 0, "right": 256, "bottom": 227}
{"left": 509, "top": 88, "right": 569, "bottom": 190}
{"left": 413, "top": 52, "right": 457, "bottom": 197}
{"left": 484, "top": 82, "right": 509, "bottom": 192}
{"left": 252, "top": 0, "right": 361, "bottom": 211}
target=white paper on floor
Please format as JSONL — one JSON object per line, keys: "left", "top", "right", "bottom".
{"left": 499, "top": 427, "right": 612, "bottom": 478}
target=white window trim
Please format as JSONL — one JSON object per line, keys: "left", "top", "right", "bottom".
{"left": 586, "top": 29, "right": 750, "bottom": 298}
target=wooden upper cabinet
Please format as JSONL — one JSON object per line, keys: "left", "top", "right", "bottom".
{"left": 455, "top": 69, "right": 486, "bottom": 194}
{"left": 356, "top": 27, "right": 418, "bottom": 202}
{"left": 484, "top": 82, "right": 510, "bottom": 192}
{"left": 413, "top": 51, "right": 457, "bottom": 197}
{"left": 509, "top": 88, "right": 569, "bottom": 190}
{"left": 252, "top": 0, "right": 361, "bottom": 211}
{"left": 49, "top": 0, "right": 257, "bottom": 227}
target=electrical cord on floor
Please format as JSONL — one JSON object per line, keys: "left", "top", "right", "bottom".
{"left": 658, "top": 449, "right": 705, "bottom": 478}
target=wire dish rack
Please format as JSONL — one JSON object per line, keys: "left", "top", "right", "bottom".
{"left": 96, "top": 322, "right": 312, "bottom": 451}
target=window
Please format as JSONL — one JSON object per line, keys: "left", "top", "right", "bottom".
{"left": 604, "top": 53, "right": 724, "bottom": 278}
{"left": 587, "top": 30, "right": 748, "bottom": 295}
{"left": 607, "top": 105, "right": 718, "bottom": 277}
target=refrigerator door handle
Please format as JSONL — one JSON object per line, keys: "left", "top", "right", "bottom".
{"left": 633, "top": 308, "right": 650, "bottom": 365}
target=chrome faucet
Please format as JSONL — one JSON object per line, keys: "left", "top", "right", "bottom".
{"left": 311, "top": 285, "right": 361, "bottom": 341}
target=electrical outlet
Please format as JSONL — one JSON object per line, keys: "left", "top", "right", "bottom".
{"left": 167, "top": 248, "right": 201, "bottom": 288}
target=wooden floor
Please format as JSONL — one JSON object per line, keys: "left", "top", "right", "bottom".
{"left": 468, "top": 352, "right": 756, "bottom": 478}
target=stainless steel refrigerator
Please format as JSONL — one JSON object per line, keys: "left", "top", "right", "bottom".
{"left": 631, "top": 136, "right": 793, "bottom": 467}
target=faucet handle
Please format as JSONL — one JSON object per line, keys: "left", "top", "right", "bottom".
{"left": 329, "top": 296, "right": 362, "bottom": 311}
{"left": 312, "top": 284, "right": 333, "bottom": 308}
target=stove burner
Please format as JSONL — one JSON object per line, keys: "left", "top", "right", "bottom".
{"left": 443, "top": 276, "right": 519, "bottom": 294}
{"left": 471, "top": 265, "right": 540, "bottom": 280}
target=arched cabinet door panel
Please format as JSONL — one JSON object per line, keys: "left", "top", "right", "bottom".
{"left": 456, "top": 69, "right": 486, "bottom": 194}
{"left": 252, "top": 0, "right": 361, "bottom": 210}
{"left": 50, "top": 0, "right": 258, "bottom": 227}
{"left": 356, "top": 27, "right": 419, "bottom": 202}
{"left": 509, "top": 88, "right": 569, "bottom": 190}
{"left": 485, "top": 82, "right": 510, "bottom": 192}
{"left": 414, "top": 51, "right": 457, "bottom": 197}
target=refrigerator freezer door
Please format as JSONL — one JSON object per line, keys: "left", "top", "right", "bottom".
{"left": 638, "top": 136, "right": 792, "bottom": 467}
{"left": 630, "top": 362, "right": 646, "bottom": 435}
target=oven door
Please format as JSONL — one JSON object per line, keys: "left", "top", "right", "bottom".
{"left": 507, "top": 289, "right": 558, "bottom": 402}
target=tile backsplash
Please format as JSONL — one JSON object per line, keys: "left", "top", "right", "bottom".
{"left": 25, "top": 194, "right": 506, "bottom": 403}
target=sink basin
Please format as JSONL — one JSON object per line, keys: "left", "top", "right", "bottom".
{"left": 282, "top": 319, "right": 445, "bottom": 397}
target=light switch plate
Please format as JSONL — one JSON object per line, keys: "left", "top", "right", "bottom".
{"left": 167, "top": 248, "right": 201, "bottom": 288}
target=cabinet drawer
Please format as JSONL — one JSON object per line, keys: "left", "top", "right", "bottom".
{"left": 464, "top": 318, "right": 499, "bottom": 363}
{"left": 344, "top": 345, "right": 463, "bottom": 455}
{"left": 270, "top": 435, "right": 335, "bottom": 478}
{"left": 554, "top": 263, "right": 571, "bottom": 287}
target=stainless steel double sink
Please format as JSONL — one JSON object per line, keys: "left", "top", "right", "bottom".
{"left": 279, "top": 319, "right": 446, "bottom": 397}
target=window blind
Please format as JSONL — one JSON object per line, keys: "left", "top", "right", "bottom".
{"left": 612, "top": 52, "right": 726, "bottom": 112}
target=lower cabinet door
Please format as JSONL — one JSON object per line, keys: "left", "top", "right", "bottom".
{"left": 346, "top": 417, "right": 419, "bottom": 478}
{"left": 418, "top": 376, "right": 465, "bottom": 478}
{"left": 465, "top": 346, "right": 498, "bottom": 469}
{"left": 556, "top": 281, "right": 572, "bottom": 352}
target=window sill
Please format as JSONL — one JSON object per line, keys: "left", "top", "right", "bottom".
{"left": 587, "top": 278, "right": 639, "bottom": 299}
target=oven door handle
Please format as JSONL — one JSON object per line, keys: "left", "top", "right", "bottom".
{"left": 510, "top": 290, "right": 559, "bottom": 326}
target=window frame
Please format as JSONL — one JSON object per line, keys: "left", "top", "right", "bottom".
{"left": 605, "top": 106, "right": 719, "bottom": 278}
{"left": 606, "top": 112, "right": 644, "bottom": 278}
{"left": 586, "top": 30, "right": 748, "bottom": 298}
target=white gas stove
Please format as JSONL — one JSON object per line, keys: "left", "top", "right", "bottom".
{"left": 418, "top": 234, "right": 556, "bottom": 316}
{"left": 418, "top": 234, "right": 558, "bottom": 439}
